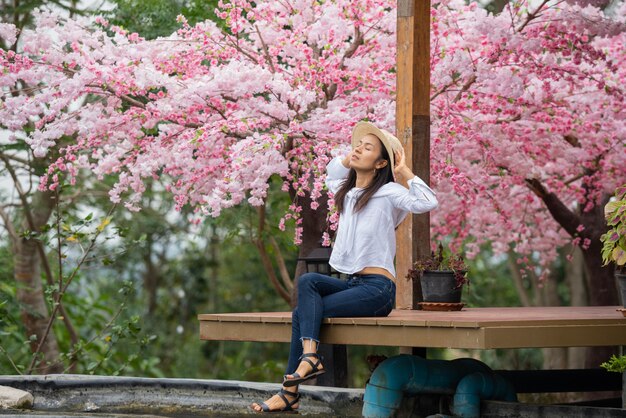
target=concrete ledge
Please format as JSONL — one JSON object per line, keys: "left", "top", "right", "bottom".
{"left": 1, "top": 375, "right": 622, "bottom": 417}
{"left": 481, "top": 400, "right": 625, "bottom": 418}
{"left": 0, "top": 375, "right": 363, "bottom": 416}
{"left": 0, "top": 386, "right": 33, "bottom": 410}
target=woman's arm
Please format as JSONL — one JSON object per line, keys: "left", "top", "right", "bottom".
{"left": 390, "top": 148, "right": 439, "bottom": 213}
{"left": 325, "top": 153, "right": 352, "bottom": 194}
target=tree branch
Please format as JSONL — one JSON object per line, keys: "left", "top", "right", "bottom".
{"left": 226, "top": 36, "right": 260, "bottom": 65}
{"left": 453, "top": 74, "right": 477, "bottom": 102}
{"left": 0, "top": 154, "right": 79, "bottom": 352}
{"left": 343, "top": 26, "right": 364, "bottom": 61}
{"left": 517, "top": 0, "right": 551, "bottom": 33}
{"left": 85, "top": 84, "right": 146, "bottom": 109}
{"left": 563, "top": 134, "right": 581, "bottom": 147}
{"left": 255, "top": 238, "right": 291, "bottom": 303}
{"left": 0, "top": 344, "right": 22, "bottom": 375}
{"left": 431, "top": 80, "right": 457, "bottom": 101}
{"left": 1, "top": 152, "right": 34, "bottom": 170}
{"left": 52, "top": 189, "right": 79, "bottom": 354}
{"left": 320, "top": 26, "right": 364, "bottom": 105}
{"left": 254, "top": 24, "right": 276, "bottom": 74}
{"left": 269, "top": 235, "right": 293, "bottom": 292}
{"left": 281, "top": 135, "right": 295, "bottom": 156}
{"left": 48, "top": 0, "right": 90, "bottom": 16}
{"left": 27, "top": 204, "right": 117, "bottom": 374}
{"left": 524, "top": 178, "right": 581, "bottom": 237}
{"left": 507, "top": 249, "right": 532, "bottom": 307}
{"left": 447, "top": 2, "right": 552, "bottom": 103}
{"left": 254, "top": 205, "right": 291, "bottom": 303}
{"left": 0, "top": 205, "right": 18, "bottom": 246}
{"left": 0, "top": 154, "right": 38, "bottom": 232}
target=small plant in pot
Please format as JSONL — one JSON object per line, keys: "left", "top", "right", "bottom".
{"left": 407, "top": 243, "right": 469, "bottom": 311}
{"left": 600, "top": 183, "right": 626, "bottom": 310}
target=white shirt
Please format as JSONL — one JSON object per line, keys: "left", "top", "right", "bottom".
{"left": 325, "top": 157, "right": 438, "bottom": 278}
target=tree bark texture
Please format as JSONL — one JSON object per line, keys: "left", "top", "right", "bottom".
{"left": 579, "top": 195, "right": 616, "bottom": 306}
{"left": 526, "top": 179, "right": 616, "bottom": 306}
{"left": 14, "top": 190, "right": 63, "bottom": 373}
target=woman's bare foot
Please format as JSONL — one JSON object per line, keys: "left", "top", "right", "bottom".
{"left": 251, "top": 388, "right": 299, "bottom": 413}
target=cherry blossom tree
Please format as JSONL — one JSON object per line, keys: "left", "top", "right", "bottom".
{"left": 0, "top": 0, "right": 107, "bottom": 374}
{"left": 1, "top": 0, "right": 625, "bottom": 310}
{"left": 0, "top": 0, "right": 397, "bottom": 304}
{"left": 430, "top": 0, "right": 626, "bottom": 306}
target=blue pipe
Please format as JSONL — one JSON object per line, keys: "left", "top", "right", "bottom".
{"left": 452, "top": 372, "right": 517, "bottom": 418}
{"left": 362, "top": 355, "right": 492, "bottom": 418}
{"left": 362, "top": 355, "right": 516, "bottom": 418}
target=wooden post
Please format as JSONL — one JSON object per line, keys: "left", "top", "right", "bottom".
{"left": 316, "top": 343, "right": 348, "bottom": 387}
{"left": 395, "top": 0, "right": 431, "bottom": 310}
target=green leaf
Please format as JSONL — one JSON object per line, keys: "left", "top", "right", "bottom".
{"left": 613, "top": 247, "right": 626, "bottom": 266}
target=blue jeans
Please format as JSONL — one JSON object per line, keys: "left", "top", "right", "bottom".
{"left": 286, "top": 272, "right": 396, "bottom": 374}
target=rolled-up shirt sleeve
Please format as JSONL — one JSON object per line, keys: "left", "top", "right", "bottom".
{"left": 390, "top": 176, "right": 438, "bottom": 213}
{"left": 325, "top": 156, "right": 350, "bottom": 194}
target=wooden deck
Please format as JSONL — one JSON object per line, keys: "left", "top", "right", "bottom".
{"left": 198, "top": 306, "right": 626, "bottom": 349}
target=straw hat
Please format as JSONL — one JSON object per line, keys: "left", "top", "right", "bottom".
{"left": 351, "top": 121, "right": 403, "bottom": 171}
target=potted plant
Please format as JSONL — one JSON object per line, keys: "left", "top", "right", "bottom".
{"left": 600, "top": 183, "right": 626, "bottom": 309}
{"left": 406, "top": 243, "right": 469, "bottom": 310}
{"left": 600, "top": 355, "right": 626, "bottom": 409}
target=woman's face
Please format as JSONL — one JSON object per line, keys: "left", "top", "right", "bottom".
{"left": 350, "top": 134, "right": 388, "bottom": 172}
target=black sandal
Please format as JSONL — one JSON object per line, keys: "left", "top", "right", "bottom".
{"left": 253, "top": 388, "right": 300, "bottom": 413}
{"left": 283, "top": 353, "right": 326, "bottom": 387}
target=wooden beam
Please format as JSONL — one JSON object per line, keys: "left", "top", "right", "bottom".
{"left": 395, "top": 0, "right": 431, "bottom": 309}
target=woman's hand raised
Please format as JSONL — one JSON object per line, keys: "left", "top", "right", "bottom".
{"left": 393, "top": 148, "right": 415, "bottom": 184}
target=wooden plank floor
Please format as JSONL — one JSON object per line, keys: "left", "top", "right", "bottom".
{"left": 199, "top": 306, "right": 626, "bottom": 349}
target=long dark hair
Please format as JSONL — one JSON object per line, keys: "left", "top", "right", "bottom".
{"left": 334, "top": 139, "right": 394, "bottom": 214}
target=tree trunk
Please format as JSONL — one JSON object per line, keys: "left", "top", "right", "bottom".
{"left": 14, "top": 190, "right": 63, "bottom": 374}
{"left": 581, "top": 241, "right": 616, "bottom": 306}
{"left": 579, "top": 198, "right": 617, "bottom": 306}
{"left": 525, "top": 180, "right": 617, "bottom": 305}
{"left": 291, "top": 194, "right": 330, "bottom": 307}
{"left": 580, "top": 239, "right": 617, "bottom": 369}
{"left": 577, "top": 199, "right": 617, "bottom": 371}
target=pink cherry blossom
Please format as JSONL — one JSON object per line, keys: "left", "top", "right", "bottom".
{"left": 429, "top": 1, "right": 625, "bottom": 272}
